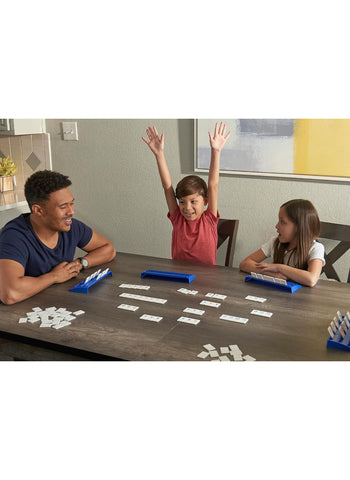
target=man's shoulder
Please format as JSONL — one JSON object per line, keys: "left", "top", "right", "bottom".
{"left": 0, "top": 215, "right": 32, "bottom": 262}
{"left": 66, "top": 217, "right": 93, "bottom": 246}
{"left": 71, "top": 217, "right": 86, "bottom": 227}
{"left": 69, "top": 217, "right": 91, "bottom": 233}
{"left": 1, "top": 214, "right": 31, "bottom": 236}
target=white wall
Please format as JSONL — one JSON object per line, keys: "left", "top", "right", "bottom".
{"left": 2, "top": 119, "right": 349, "bottom": 281}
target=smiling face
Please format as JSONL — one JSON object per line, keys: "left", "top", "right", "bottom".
{"left": 178, "top": 192, "right": 207, "bottom": 221}
{"left": 36, "top": 187, "right": 75, "bottom": 232}
{"left": 275, "top": 206, "right": 298, "bottom": 247}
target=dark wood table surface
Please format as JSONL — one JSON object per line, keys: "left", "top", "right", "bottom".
{"left": 0, "top": 252, "right": 349, "bottom": 361}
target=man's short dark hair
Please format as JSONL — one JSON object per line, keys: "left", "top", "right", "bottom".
{"left": 25, "top": 170, "right": 72, "bottom": 212}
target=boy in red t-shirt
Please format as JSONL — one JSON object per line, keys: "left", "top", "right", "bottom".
{"left": 142, "top": 122, "right": 230, "bottom": 265}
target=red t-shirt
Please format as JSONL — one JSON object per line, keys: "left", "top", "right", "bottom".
{"left": 167, "top": 207, "right": 219, "bottom": 265}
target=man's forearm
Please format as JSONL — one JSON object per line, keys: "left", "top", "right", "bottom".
{"left": 0, "top": 271, "right": 57, "bottom": 305}
{"left": 83, "top": 243, "right": 116, "bottom": 268}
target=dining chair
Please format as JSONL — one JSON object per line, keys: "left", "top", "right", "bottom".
{"left": 217, "top": 218, "right": 239, "bottom": 267}
{"left": 319, "top": 221, "right": 350, "bottom": 283}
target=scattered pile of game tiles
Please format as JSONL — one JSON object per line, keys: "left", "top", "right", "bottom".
{"left": 18, "top": 306, "right": 85, "bottom": 329}
{"left": 197, "top": 343, "right": 256, "bottom": 361}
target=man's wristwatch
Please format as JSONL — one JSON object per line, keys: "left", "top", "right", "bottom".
{"left": 78, "top": 257, "right": 89, "bottom": 269}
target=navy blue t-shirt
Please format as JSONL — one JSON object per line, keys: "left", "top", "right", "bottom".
{"left": 0, "top": 214, "right": 93, "bottom": 277}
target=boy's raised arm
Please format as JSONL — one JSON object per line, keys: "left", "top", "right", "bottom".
{"left": 207, "top": 122, "right": 231, "bottom": 217}
{"left": 142, "top": 126, "right": 178, "bottom": 215}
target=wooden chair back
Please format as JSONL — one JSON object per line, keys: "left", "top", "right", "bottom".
{"left": 217, "top": 219, "right": 239, "bottom": 267}
{"left": 319, "top": 221, "right": 350, "bottom": 283}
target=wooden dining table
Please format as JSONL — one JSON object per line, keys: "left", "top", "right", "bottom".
{"left": 0, "top": 252, "right": 349, "bottom": 361}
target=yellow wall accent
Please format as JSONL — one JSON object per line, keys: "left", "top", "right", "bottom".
{"left": 294, "top": 119, "right": 350, "bottom": 177}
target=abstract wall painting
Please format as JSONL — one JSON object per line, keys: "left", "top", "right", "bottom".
{"left": 195, "top": 119, "right": 350, "bottom": 181}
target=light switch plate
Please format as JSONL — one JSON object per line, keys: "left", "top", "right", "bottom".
{"left": 62, "top": 121, "right": 78, "bottom": 141}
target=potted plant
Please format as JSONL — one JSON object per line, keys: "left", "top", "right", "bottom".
{"left": 0, "top": 156, "right": 17, "bottom": 193}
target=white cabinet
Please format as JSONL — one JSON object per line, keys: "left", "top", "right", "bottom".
{"left": 0, "top": 119, "right": 46, "bottom": 136}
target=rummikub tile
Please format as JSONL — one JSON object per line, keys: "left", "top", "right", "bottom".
{"left": 220, "top": 347, "right": 229, "bottom": 354}
{"left": 250, "top": 309, "right": 273, "bottom": 318}
{"left": 200, "top": 300, "right": 221, "bottom": 308}
{"left": 245, "top": 295, "right": 267, "bottom": 303}
{"left": 140, "top": 314, "right": 163, "bottom": 322}
{"left": 197, "top": 351, "right": 210, "bottom": 359}
{"left": 209, "top": 350, "right": 219, "bottom": 358}
{"left": 243, "top": 355, "right": 256, "bottom": 361}
{"left": 118, "top": 304, "right": 139, "bottom": 312}
{"left": 183, "top": 307, "right": 205, "bottom": 316}
{"left": 177, "top": 316, "right": 200, "bottom": 325}
{"left": 220, "top": 314, "right": 248, "bottom": 324}
{"left": 120, "top": 293, "right": 167, "bottom": 304}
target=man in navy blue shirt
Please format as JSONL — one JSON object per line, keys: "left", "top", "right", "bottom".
{"left": 0, "top": 170, "right": 116, "bottom": 304}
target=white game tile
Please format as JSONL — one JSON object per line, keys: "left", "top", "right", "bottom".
{"left": 28, "top": 317, "right": 40, "bottom": 323}
{"left": 220, "top": 314, "right": 248, "bottom": 324}
{"left": 220, "top": 347, "right": 229, "bottom": 354}
{"left": 118, "top": 304, "right": 139, "bottom": 312}
{"left": 243, "top": 355, "right": 256, "bottom": 361}
{"left": 119, "top": 283, "right": 150, "bottom": 290}
{"left": 229, "top": 345, "right": 242, "bottom": 354}
{"left": 52, "top": 321, "right": 71, "bottom": 329}
{"left": 245, "top": 295, "right": 267, "bottom": 303}
{"left": 120, "top": 293, "right": 167, "bottom": 304}
{"left": 183, "top": 307, "right": 205, "bottom": 316}
{"left": 177, "top": 316, "right": 200, "bottom": 325}
{"left": 197, "top": 351, "right": 210, "bottom": 359}
{"left": 206, "top": 293, "right": 227, "bottom": 300}
{"left": 250, "top": 309, "right": 273, "bottom": 318}
{"left": 200, "top": 300, "right": 221, "bottom": 308}
{"left": 140, "top": 314, "right": 163, "bottom": 322}
{"left": 203, "top": 344, "right": 216, "bottom": 351}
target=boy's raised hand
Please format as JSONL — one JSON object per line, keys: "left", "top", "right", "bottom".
{"left": 208, "top": 122, "right": 231, "bottom": 152}
{"left": 142, "top": 126, "right": 164, "bottom": 156}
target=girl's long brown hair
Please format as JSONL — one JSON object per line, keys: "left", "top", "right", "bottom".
{"left": 273, "top": 199, "right": 320, "bottom": 270}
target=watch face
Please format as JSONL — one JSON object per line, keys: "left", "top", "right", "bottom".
{"left": 81, "top": 258, "right": 89, "bottom": 268}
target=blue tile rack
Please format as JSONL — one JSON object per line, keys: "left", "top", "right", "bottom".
{"left": 141, "top": 270, "right": 196, "bottom": 283}
{"left": 245, "top": 274, "right": 302, "bottom": 293}
{"left": 69, "top": 268, "right": 112, "bottom": 293}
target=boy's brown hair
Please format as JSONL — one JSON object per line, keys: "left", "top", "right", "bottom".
{"left": 175, "top": 175, "right": 208, "bottom": 199}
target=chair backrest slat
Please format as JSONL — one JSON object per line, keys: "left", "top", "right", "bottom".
{"left": 217, "top": 219, "right": 239, "bottom": 268}
{"left": 319, "top": 221, "right": 350, "bottom": 283}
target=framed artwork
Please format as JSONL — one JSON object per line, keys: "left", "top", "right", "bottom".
{"left": 195, "top": 119, "right": 350, "bottom": 181}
